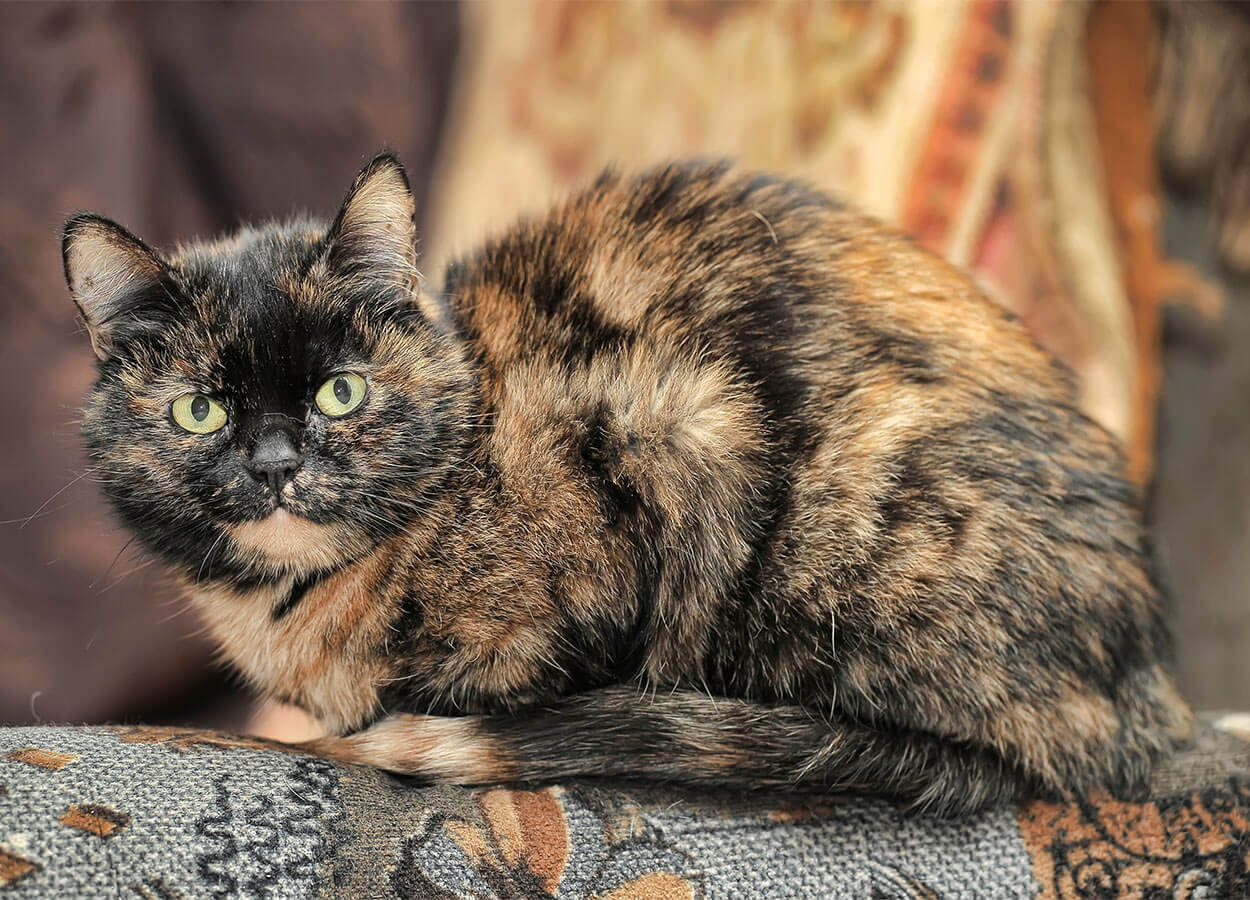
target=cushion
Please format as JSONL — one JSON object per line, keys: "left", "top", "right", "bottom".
{"left": 1, "top": 716, "right": 1248, "bottom": 898}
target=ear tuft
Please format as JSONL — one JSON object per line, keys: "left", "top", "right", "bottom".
{"left": 62, "top": 214, "right": 168, "bottom": 360}
{"left": 328, "top": 153, "right": 418, "bottom": 293}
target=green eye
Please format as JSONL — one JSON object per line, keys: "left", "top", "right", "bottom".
{"left": 315, "top": 373, "right": 367, "bottom": 417}
{"left": 171, "top": 394, "right": 228, "bottom": 434}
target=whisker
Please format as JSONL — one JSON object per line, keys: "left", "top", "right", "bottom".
{"left": 196, "top": 531, "right": 229, "bottom": 584}
{"left": 90, "top": 534, "right": 138, "bottom": 589}
{"left": 101, "top": 557, "right": 161, "bottom": 592}
{"left": 2, "top": 467, "right": 100, "bottom": 528}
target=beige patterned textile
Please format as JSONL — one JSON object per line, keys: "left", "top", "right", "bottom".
{"left": 429, "top": 0, "right": 1209, "bottom": 483}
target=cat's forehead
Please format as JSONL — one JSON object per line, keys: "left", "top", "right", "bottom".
{"left": 159, "top": 222, "right": 369, "bottom": 372}
{"left": 168, "top": 223, "right": 348, "bottom": 332}
{"left": 171, "top": 222, "right": 325, "bottom": 304}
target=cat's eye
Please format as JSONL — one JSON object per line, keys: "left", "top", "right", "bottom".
{"left": 171, "top": 393, "right": 228, "bottom": 434}
{"left": 315, "top": 373, "right": 368, "bottom": 417}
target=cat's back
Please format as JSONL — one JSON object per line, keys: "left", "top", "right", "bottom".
{"left": 441, "top": 161, "right": 1078, "bottom": 444}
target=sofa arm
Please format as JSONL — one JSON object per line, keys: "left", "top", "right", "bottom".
{"left": 1, "top": 718, "right": 1247, "bottom": 898}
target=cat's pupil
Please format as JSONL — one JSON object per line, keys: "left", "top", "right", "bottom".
{"left": 334, "top": 377, "right": 351, "bottom": 405}
{"left": 190, "top": 396, "right": 210, "bottom": 422}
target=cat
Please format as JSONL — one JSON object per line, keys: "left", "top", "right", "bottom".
{"left": 62, "top": 153, "right": 1194, "bottom": 816}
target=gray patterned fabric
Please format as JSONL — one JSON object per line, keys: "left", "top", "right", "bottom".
{"left": 1, "top": 721, "right": 1248, "bottom": 898}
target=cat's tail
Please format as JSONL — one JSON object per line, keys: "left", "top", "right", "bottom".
{"left": 303, "top": 687, "right": 1036, "bottom": 817}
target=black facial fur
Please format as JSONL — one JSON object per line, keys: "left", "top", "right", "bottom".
{"left": 65, "top": 156, "right": 476, "bottom": 585}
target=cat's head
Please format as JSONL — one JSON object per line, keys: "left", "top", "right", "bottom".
{"left": 63, "top": 153, "right": 474, "bottom": 583}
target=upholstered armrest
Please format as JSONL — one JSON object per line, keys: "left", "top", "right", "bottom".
{"left": 1, "top": 718, "right": 1247, "bottom": 898}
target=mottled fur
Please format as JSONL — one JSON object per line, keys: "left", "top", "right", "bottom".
{"left": 64, "top": 155, "right": 1193, "bottom": 816}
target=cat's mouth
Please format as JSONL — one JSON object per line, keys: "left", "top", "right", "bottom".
{"left": 263, "top": 479, "right": 300, "bottom": 516}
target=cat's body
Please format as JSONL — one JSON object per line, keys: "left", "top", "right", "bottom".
{"left": 64, "top": 156, "right": 1192, "bottom": 816}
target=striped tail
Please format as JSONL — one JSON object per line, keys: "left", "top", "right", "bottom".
{"left": 304, "top": 687, "right": 1037, "bottom": 817}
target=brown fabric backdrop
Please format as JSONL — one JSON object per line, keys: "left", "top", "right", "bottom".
{"left": 0, "top": 1, "right": 459, "bottom": 727}
{"left": 2, "top": 0, "right": 1243, "bottom": 730}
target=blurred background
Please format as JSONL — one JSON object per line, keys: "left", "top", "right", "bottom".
{"left": 0, "top": 0, "right": 1246, "bottom": 737}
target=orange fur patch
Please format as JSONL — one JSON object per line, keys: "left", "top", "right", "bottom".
{"left": 187, "top": 541, "right": 402, "bottom": 733}
{"left": 308, "top": 714, "right": 510, "bottom": 783}
{"left": 228, "top": 508, "right": 344, "bottom": 571}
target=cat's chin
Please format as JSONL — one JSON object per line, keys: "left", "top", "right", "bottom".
{"left": 228, "top": 507, "right": 344, "bottom": 572}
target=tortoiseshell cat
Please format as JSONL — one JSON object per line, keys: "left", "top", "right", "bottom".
{"left": 63, "top": 154, "right": 1193, "bottom": 816}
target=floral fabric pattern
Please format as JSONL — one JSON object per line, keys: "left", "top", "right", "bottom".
{"left": 1, "top": 721, "right": 1247, "bottom": 897}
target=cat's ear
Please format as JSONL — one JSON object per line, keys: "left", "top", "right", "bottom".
{"left": 327, "top": 153, "right": 418, "bottom": 293}
{"left": 63, "top": 214, "right": 170, "bottom": 360}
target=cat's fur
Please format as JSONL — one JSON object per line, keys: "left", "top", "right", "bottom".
{"left": 63, "top": 154, "right": 1193, "bottom": 816}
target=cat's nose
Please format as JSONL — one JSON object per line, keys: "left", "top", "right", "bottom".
{"left": 246, "top": 430, "right": 303, "bottom": 495}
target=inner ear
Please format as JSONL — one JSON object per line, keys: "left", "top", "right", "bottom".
{"left": 62, "top": 214, "right": 171, "bottom": 360}
{"left": 327, "top": 153, "right": 418, "bottom": 293}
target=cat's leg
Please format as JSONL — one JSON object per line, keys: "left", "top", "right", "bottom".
{"left": 302, "top": 687, "right": 1033, "bottom": 817}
